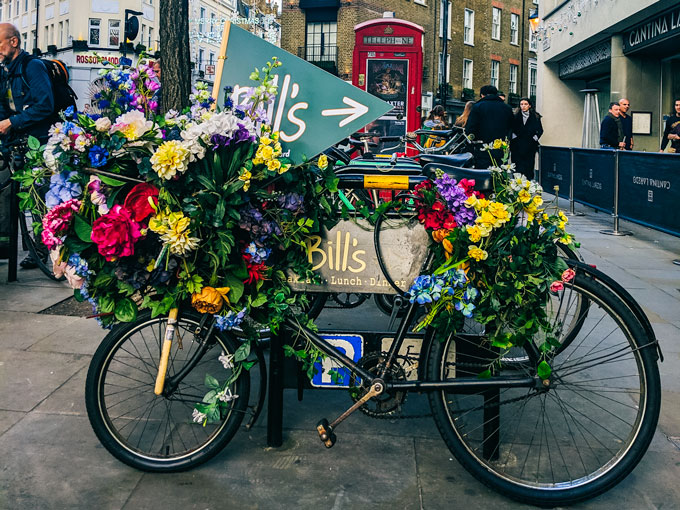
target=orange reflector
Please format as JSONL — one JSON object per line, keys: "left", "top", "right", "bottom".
{"left": 363, "top": 175, "right": 410, "bottom": 189}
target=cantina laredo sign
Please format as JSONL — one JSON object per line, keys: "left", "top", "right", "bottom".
{"left": 623, "top": 7, "right": 680, "bottom": 53}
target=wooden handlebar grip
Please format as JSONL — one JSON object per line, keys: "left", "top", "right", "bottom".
{"left": 154, "top": 308, "right": 179, "bottom": 395}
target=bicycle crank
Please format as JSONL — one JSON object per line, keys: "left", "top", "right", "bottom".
{"left": 316, "top": 379, "right": 385, "bottom": 448}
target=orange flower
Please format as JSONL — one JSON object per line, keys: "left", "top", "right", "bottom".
{"left": 432, "top": 229, "right": 451, "bottom": 243}
{"left": 191, "top": 286, "right": 230, "bottom": 314}
{"left": 442, "top": 238, "right": 454, "bottom": 260}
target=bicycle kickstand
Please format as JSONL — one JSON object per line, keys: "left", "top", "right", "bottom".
{"left": 316, "top": 379, "right": 385, "bottom": 448}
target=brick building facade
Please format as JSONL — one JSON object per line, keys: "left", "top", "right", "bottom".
{"left": 281, "top": 0, "right": 537, "bottom": 115}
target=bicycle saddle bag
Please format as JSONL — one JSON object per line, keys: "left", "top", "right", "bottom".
{"left": 421, "top": 162, "right": 493, "bottom": 193}
{"left": 418, "top": 152, "right": 474, "bottom": 168}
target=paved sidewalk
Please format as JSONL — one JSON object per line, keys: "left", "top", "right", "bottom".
{"left": 1, "top": 198, "right": 679, "bottom": 510}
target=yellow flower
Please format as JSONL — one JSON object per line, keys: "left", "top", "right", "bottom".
{"left": 518, "top": 189, "right": 532, "bottom": 203}
{"left": 273, "top": 142, "right": 283, "bottom": 157}
{"left": 468, "top": 245, "right": 488, "bottom": 261}
{"left": 270, "top": 131, "right": 280, "bottom": 142}
{"left": 260, "top": 137, "right": 272, "bottom": 146}
{"left": 317, "top": 154, "right": 328, "bottom": 170}
{"left": 559, "top": 211, "right": 568, "bottom": 223}
{"left": 150, "top": 141, "right": 189, "bottom": 180}
{"left": 442, "top": 239, "right": 454, "bottom": 259}
{"left": 532, "top": 196, "right": 543, "bottom": 207}
{"left": 260, "top": 145, "right": 274, "bottom": 160}
{"left": 476, "top": 198, "right": 490, "bottom": 210}
{"left": 267, "top": 158, "right": 281, "bottom": 172}
{"left": 191, "top": 286, "right": 230, "bottom": 314}
{"left": 493, "top": 139, "right": 503, "bottom": 150}
{"left": 464, "top": 195, "right": 478, "bottom": 208}
{"left": 466, "top": 225, "right": 483, "bottom": 243}
{"left": 278, "top": 163, "right": 291, "bottom": 175}
{"left": 239, "top": 169, "right": 252, "bottom": 182}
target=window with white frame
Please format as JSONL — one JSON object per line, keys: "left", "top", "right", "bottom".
{"left": 490, "top": 60, "right": 499, "bottom": 88}
{"left": 88, "top": 18, "right": 100, "bottom": 45}
{"left": 141, "top": 24, "right": 146, "bottom": 46}
{"left": 148, "top": 27, "right": 153, "bottom": 48}
{"left": 49, "top": 24, "right": 53, "bottom": 44}
{"left": 199, "top": 7, "right": 205, "bottom": 33}
{"left": 109, "top": 19, "right": 119, "bottom": 47}
{"left": 492, "top": 7, "right": 501, "bottom": 40}
{"left": 510, "top": 13, "right": 519, "bottom": 45}
{"left": 65, "top": 20, "right": 69, "bottom": 43}
{"left": 509, "top": 64, "right": 518, "bottom": 94}
{"left": 438, "top": 51, "right": 451, "bottom": 83}
{"left": 529, "top": 30, "right": 537, "bottom": 52}
{"left": 306, "top": 21, "right": 337, "bottom": 62}
{"left": 43, "top": 25, "right": 47, "bottom": 46}
{"left": 58, "top": 20, "right": 63, "bottom": 46}
{"left": 14, "top": 0, "right": 18, "bottom": 16}
{"left": 198, "top": 48, "right": 204, "bottom": 71}
{"left": 463, "top": 59, "right": 473, "bottom": 89}
{"left": 464, "top": 8, "right": 474, "bottom": 45}
{"left": 529, "top": 62, "right": 537, "bottom": 97}
{"left": 439, "top": 0, "right": 451, "bottom": 40}
{"left": 30, "top": 29, "right": 35, "bottom": 49}
{"left": 23, "top": 0, "right": 26, "bottom": 11}
{"left": 21, "top": 31, "right": 26, "bottom": 49}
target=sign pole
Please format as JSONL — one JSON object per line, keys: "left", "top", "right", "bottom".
{"left": 601, "top": 150, "right": 632, "bottom": 236}
{"left": 567, "top": 147, "right": 583, "bottom": 216}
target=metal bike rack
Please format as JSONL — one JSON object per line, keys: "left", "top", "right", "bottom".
{"left": 601, "top": 150, "right": 632, "bottom": 237}
{"left": 567, "top": 148, "right": 584, "bottom": 217}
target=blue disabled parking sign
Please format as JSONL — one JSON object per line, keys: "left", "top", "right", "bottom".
{"left": 311, "top": 334, "right": 364, "bottom": 388}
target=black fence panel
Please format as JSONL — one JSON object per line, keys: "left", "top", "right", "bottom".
{"left": 618, "top": 152, "right": 680, "bottom": 236}
{"left": 572, "top": 149, "right": 615, "bottom": 212}
{"left": 539, "top": 147, "right": 571, "bottom": 199}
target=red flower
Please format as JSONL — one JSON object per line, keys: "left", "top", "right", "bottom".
{"left": 123, "top": 183, "right": 159, "bottom": 222}
{"left": 91, "top": 205, "right": 142, "bottom": 261}
{"left": 244, "top": 262, "right": 268, "bottom": 285}
{"left": 459, "top": 178, "right": 485, "bottom": 199}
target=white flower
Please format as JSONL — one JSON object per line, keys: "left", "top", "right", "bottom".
{"left": 218, "top": 351, "right": 234, "bottom": 370}
{"left": 94, "top": 117, "right": 112, "bottom": 132}
{"left": 180, "top": 122, "right": 207, "bottom": 162}
{"left": 110, "top": 110, "right": 154, "bottom": 140}
{"left": 192, "top": 409, "right": 207, "bottom": 424}
{"left": 73, "top": 134, "right": 91, "bottom": 152}
{"left": 43, "top": 148, "right": 58, "bottom": 171}
{"left": 217, "top": 389, "right": 239, "bottom": 403}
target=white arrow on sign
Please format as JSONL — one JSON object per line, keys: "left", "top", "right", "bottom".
{"left": 321, "top": 97, "right": 370, "bottom": 128}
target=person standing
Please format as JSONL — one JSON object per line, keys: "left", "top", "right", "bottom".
{"left": 465, "top": 84, "right": 513, "bottom": 168}
{"left": 660, "top": 98, "right": 680, "bottom": 153}
{"left": 454, "top": 101, "right": 474, "bottom": 128}
{"left": 599, "top": 102, "right": 625, "bottom": 149}
{"left": 618, "top": 98, "right": 634, "bottom": 150}
{"left": 510, "top": 97, "right": 543, "bottom": 179}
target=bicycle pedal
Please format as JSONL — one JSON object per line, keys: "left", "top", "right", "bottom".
{"left": 316, "top": 419, "right": 337, "bottom": 448}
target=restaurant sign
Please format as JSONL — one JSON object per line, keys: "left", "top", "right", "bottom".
{"left": 287, "top": 219, "right": 429, "bottom": 295}
{"left": 623, "top": 7, "right": 680, "bottom": 54}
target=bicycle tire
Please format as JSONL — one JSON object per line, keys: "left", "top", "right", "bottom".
{"left": 86, "top": 310, "right": 250, "bottom": 472}
{"left": 18, "top": 208, "right": 64, "bottom": 281}
{"left": 427, "top": 273, "right": 660, "bottom": 506}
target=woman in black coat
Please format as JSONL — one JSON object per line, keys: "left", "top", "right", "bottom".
{"left": 510, "top": 97, "right": 544, "bottom": 179}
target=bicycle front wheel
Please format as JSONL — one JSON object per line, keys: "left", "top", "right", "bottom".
{"left": 427, "top": 274, "right": 660, "bottom": 506}
{"left": 86, "top": 311, "right": 250, "bottom": 472}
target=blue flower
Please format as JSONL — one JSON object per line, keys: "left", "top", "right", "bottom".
{"left": 45, "top": 170, "right": 82, "bottom": 208}
{"left": 214, "top": 308, "right": 247, "bottom": 331}
{"left": 64, "top": 105, "right": 75, "bottom": 118}
{"left": 67, "top": 253, "right": 91, "bottom": 278}
{"left": 245, "top": 242, "right": 271, "bottom": 264}
{"left": 88, "top": 145, "right": 109, "bottom": 168}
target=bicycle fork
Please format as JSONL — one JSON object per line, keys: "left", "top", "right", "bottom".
{"left": 154, "top": 308, "right": 179, "bottom": 395}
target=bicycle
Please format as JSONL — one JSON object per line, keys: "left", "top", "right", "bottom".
{"left": 0, "top": 138, "right": 64, "bottom": 281}
{"left": 85, "top": 171, "right": 661, "bottom": 507}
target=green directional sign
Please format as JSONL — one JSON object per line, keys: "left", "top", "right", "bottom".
{"left": 212, "top": 22, "right": 393, "bottom": 164}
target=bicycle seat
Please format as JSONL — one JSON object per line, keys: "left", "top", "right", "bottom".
{"left": 413, "top": 129, "right": 454, "bottom": 138}
{"left": 418, "top": 153, "right": 474, "bottom": 168}
{"left": 421, "top": 162, "right": 493, "bottom": 193}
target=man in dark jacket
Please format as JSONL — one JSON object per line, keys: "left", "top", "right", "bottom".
{"left": 599, "top": 102, "right": 625, "bottom": 149}
{"left": 618, "top": 98, "right": 633, "bottom": 150}
{"left": 0, "top": 23, "right": 55, "bottom": 268}
{"left": 0, "top": 24, "right": 55, "bottom": 143}
{"left": 465, "top": 85, "right": 513, "bottom": 168}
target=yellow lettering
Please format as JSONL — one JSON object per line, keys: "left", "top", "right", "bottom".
{"left": 348, "top": 250, "right": 366, "bottom": 273}
{"left": 306, "top": 236, "right": 326, "bottom": 271}
{"left": 370, "top": 277, "right": 377, "bottom": 286}
{"left": 342, "top": 232, "right": 350, "bottom": 271}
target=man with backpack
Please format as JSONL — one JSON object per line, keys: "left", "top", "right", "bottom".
{"left": 0, "top": 23, "right": 55, "bottom": 269}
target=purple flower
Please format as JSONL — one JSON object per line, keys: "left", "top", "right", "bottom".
{"left": 45, "top": 171, "right": 83, "bottom": 208}
{"left": 214, "top": 308, "right": 247, "bottom": 331}
{"left": 434, "top": 174, "right": 477, "bottom": 227}
{"left": 277, "top": 193, "right": 305, "bottom": 213}
{"left": 245, "top": 242, "right": 271, "bottom": 263}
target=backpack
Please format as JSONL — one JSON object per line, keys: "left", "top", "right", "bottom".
{"left": 20, "top": 55, "right": 78, "bottom": 118}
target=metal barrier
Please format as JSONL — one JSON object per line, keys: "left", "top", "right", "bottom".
{"left": 540, "top": 147, "right": 680, "bottom": 237}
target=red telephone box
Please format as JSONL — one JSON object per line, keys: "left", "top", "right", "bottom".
{"left": 353, "top": 18, "right": 424, "bottom": 155}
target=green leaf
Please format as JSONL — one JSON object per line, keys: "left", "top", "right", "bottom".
{"left": 73, "top": 214, "right": 93, "bottom": 244}
{"left": 225, "top": 274, "right": 244, "bottom": 304}
{"left": 477, "top": 369, "right": 492, "bottom": 379}
{"left": 27, "top": 136, "right": 41, "bottom": 150}
{"left": 537, "top": 360, "right": 552, "bottom": 380}
{"left": 204, "top": 373, "right": 221, "bottom": 390}
{"left": 98, "top": 174, "right": 127, "bottom": 187}
{"left": 73, "top": 289, "right": 84, "bottom": 302}
{"left": 251, "top": 293, "right": 267, "bottom": 308}
{"left": 234, "top": 341, "right": 251, "bottom": 362}
{"left": 203, "top": 389, "right": 219, "bottom": 404}
{"left": 114, "top": 298, "right": 137, "bottom": 322}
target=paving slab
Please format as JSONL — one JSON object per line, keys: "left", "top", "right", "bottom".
{"left": 0, "top": 311, "right": 79, "bottom": 350}
{"left": 0, "top": 281, "right": 72, "bottom": 313}
{"left": 28, "top": 316, "right": 107, "bottom": 356}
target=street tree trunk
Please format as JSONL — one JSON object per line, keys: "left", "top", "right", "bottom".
{"left": 159, "top": 0, "right": 191, "bottom": 112}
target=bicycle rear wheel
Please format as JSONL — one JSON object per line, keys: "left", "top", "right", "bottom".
{"left": 427, "top": 274, "right": 660, "bottom": 506}
{"left": 86, "top": 311, "right": 250, "bottom": 472}
{"left": 18, "top": 208, "right": 64, "bottom": 280}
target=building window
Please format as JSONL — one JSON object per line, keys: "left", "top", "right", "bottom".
{"left": 529, "top": 30, "right": 537, "bottom": 52}
{"left": 464, "top": 9, "right": 474, "bottom": 46}
{"left": 23, "top": 0, "right": 26, "bottom": 11}
{"left": 14, "top": 0, "right": 18, "bottom": 17}
{"left": 48, "top": 24, "right": 53, "bottom": 44}
{"left": 510, "top": 13, "right": 519, "bottom": 45}
{"left": 198, "top": 48, "right": 204, "bottom": 71}
{"left": 414, "top": 0, "right": 426, "bottom": 4}
{"left": 529, "top": 62, "right": 537, "bottom": 98}
{"left": 88, "top": 18, "right": 100, "bottom": 46}
{"left": 108, "top": 19, "right": 120, "bottom": 47}
{"left": 199, "top": 7, "right": 205, "bottom": 33}
{"left": 58, "top": 20, "right": 63, "bottom": 46}
{"left": 148, "top": 27, "right": 153, "bottom": 49}
{"left": 306, "top": 21, "right": 337, "bottom": 62}
{"left": 490, "top": 60, "right": 499, "bottom": 88}
{"left": 7, "top": 1, "right": 10, "bottom": 19}
{"left": 0, "top": 2, "right": 3, "bottom": 22}
{"left": 509, "top": 64, "right": 518, "bottom": 94}
{"left": 463, "top": 59, "right": 473, "bottom": 90}
{"left": 209, "top": 51, "right": 214, "bottom": 66}
{"left": 65, "top": 20, "right": 69, "bottom": 44}
{"left": 439, "top": 1, "right": 451, "bottom": 40}
{"left": 438, "top": 51, "right": 450, "bottom": 83}
{"left": 492, "top": 7, "right": 501, "bottom": 41}
{"left": 43, "top": 25, "right": 47, "bottom": 47}
{"left": 29, "top": 29, "right": 35, "bottom": 49}
{"left": 21, "top": 31, "right": 26, "bottom": 49}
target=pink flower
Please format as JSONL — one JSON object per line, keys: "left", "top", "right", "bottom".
{"left": 561, "top": 268, "right": 576, "bottom": 282}
{"left": 50, "top": 249, "right": 67, "bottom": 278}
{"left": 41, "top": 199, "right": 81, "bottom": 250}
{"left": 87, "top": 176, "right": 109, "bottom": 215}
{"left": 64, "top": 266, "right": 84, "bottom": 289}
{"left": 550, "top": 281, "right": 564, "bottom": 292}
{"left": 90, "top": 205, "right": 142, "bottom": 261}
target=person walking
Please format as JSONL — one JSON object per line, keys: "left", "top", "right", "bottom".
{"left": 454, "top": 101, "right": 474, "bottom": 128}
{"left": 0, "top": 23, "right": 55, "bottom": 269}
{"left": 660, "top": 98, "right": 680, "bottom": 153}
{"left": 465, "top": 84, "right": 513, "bottom": 168}
{"left": 599, "top": 102, "right": 625, "bottom": 149}
{"left": 510, "top": 97, "right": 543, "bottom": 179}
{"left": 618, "top": 98, "right": 634, "bottom": 150}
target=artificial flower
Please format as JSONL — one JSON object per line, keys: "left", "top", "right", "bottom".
{"left": 90, "top": 205, "right": 142, "bottom": 261}
{"left": 191, "top": 286, "right": 230, "bottom": 314}
{"left": 123, "top": 183, "right": 159, "bottom": 222}
{"left": 41, "top": 199, "right": 81, "bottom": 250}
{"left": 150, "top": 140, "right": 189, "bottom": 180}
{"left": 468, "top": 245, "right": 488, "bottom": 262}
